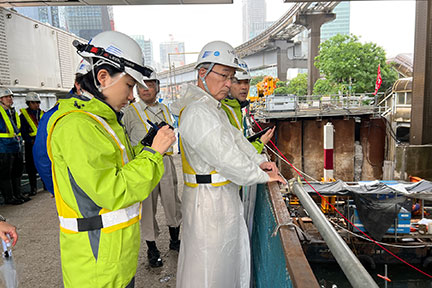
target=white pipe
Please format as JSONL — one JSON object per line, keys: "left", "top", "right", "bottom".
{"left": 293, "top": 182, "right": 378, "bottom": 288}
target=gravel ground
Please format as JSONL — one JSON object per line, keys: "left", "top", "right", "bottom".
{"left": 0, "top": 154, "right": 183, "bottom": 288}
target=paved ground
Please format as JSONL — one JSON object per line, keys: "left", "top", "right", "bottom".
{"left": 0, "top": 154, "right": 183, "bottom": 288}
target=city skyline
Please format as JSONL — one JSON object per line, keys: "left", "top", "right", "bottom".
{"left": 159, "top": 39, "right": 186, "bottom": 70}
{"left": 15, "top": 6, "right": 114, "bottom": 41}
{"left": 114, "top": 1, "right": 415, "bottom": 68}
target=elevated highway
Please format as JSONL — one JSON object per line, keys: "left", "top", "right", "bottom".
{"left": 159, "top": 1, "right": 340, "bottom": 96}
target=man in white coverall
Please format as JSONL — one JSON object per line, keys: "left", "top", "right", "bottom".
{"left": 123, "top": 70, "right": 182, "bottom": 268}
{"left": 171, "top": 40, "right": 285, "bottom": 288}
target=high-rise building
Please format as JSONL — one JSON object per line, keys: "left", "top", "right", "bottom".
{"left": 15, "top": 7, "right": 63, "bottom": 29}
{"left": 63, "top": 6, "right": 114, "bottom": 40}
{"left": 321, "top": 2, "right": 350, "bottom": 42}
{"left": 242, "top": 0, "right": 273, "bottom": 42}
{"left": 160, "top": 40, "right": 185, "bottom": 70}
{"left": 15, "top": 6, "right": 114, "bottom": 41}
{"left": 131, "top": 35, "right": 154, "bottom": 67}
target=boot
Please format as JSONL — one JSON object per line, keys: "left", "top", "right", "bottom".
{"left": 17, "top": 193, "right": 31, "bottom": 202}
{"left": 146, "top": 241, "right": 163, "bottom": 268}
{"left": 6, "top": 197, "right": 24, "bottom": 205}
{"left": 169, "top": 226, "right": 180, "bottom": 252}
{"left": 29, "top": 187, "right": 37, "bottom": 196}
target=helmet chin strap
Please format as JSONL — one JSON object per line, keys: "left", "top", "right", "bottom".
{"left": 199, "top": 63, "right": 215, "bottom": 95}
{"left": 98, "top": 72, "right": 126, "bottom": 92}
{"left": 89, "top": 58, "right": 126, "bottom": 93}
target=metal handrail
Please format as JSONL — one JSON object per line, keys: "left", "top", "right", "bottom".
{"left": 293, "top": 182, "right": 378, "bottom": 288}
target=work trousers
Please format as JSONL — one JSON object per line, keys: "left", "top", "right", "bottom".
{"left": 0, "top": 152, "right": 24, "bottom": 202}
{"left": 25, "top": 142, "right": 37, "bottom": 192}
{"left": 141, "top": 155, "right": 182, "bottom": 241}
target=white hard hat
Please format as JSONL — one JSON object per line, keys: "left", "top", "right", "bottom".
{"left": 195, "top": 41, "right": 241, "bottom": 70}
{"left": 0, "top": 87, "right": 13, "bottom": 98}
{"left": 235, "top": 59, "right": 251, "bottom": 81}
{"left": 73, "top": 31, "right": 152, "bottom": 88}
{"left": 75, "top": 59, "right": 91, "bottom": 76}
{"left": 143, "top": 67, "right": 159, "bottom": 83}
{"left": 26, "top": 92, "right": 41, "bottom": 102}
{"left": 140, "top": 67, "right": 160, "bottom": 93}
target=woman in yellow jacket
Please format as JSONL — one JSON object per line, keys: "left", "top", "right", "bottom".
{"left": 47, "top": 31, "right": 175, "bottom": 288}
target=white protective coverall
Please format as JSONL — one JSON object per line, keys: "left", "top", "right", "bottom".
{"left": 171, "top": 84, "right": 270, "bottom": 288}
{"left": 123, "top": 100, "right": 182, "bottom": 241}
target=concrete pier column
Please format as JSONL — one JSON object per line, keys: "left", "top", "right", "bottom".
{"left": 271, "top": 40, "right": 294, "bottom": 81}
{"left": 295, "top": 12, "right": 335, "bottom": 95}
{"left": 411, "top": 0, "right": 432, "bottom": 145}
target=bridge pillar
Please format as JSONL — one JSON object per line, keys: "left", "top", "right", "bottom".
{"left": 295, "top": 12, "right": 336, "bottom": 95}
{"left": 411, "top": 0, "right": 432, "bottom": 145}
{"left": 271, "top": 40, "right": 294, "bottom": 81}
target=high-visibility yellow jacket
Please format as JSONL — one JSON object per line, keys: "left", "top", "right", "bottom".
{"left": 0, "top": 106, "right": 21, "bottom": 153}
{"left": 221, "top": 97, "right": 264, "bottom": 153}
{"left": 20, "top": 108, "right": 44, "bottom": 139}
{"left": 47, "top": 93, "right": 164, "bottom": 288}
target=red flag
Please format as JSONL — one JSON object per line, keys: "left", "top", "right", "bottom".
{"left": 373, "top": 64, "right": 383, "bottom": 95}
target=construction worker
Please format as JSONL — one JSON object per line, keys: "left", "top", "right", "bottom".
{"left": 0, "top": 88, "right": 29, "bottom": 205}
{"left": 171, "top": 41, "right": 285, "bottom": 288}
{"left": 46, "top": 31, "right": 175, "bottom": 288}
{"left": 20, "top": 92, "right": 44, "bottom": 195}
{"left": 0, "top": 215, "right": 18, "bottom": 246}
{"left": 222, "top": 59, "right": 275, "bottom": 237}
{"left": 222, "top": 59, "right": 275, "bottom": 152}
{"left": 123, "top": 70, "right": 181, "bottom": 268}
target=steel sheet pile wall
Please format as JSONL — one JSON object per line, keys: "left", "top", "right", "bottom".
{"left": 360, "top": 118, "right": 386, "bottom": 180}
{"left": 333, "top": 119, "right": 355, "bottom": 181}
{"left": 275, "top": 118, "right": 381, "bottom": 181}
{"left": 276, "top": 121, "right": 302, "bottom": 179}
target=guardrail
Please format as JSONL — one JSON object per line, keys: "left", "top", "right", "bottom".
{"left": 253, "top": 93, "right": 383, "bottom": 117}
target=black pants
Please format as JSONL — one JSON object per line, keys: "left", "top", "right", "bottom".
{"left": 125, "top": 277, "right": 135, "bottom": 288}
{"left": 0, "top": 152, "right": 24, "bottom": 202}
{"left": 25, "top": 143, "right": 37, "bottom": 192}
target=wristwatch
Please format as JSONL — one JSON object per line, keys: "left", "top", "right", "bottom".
{"left": 0, "top": 215, "right": 6, "bottom": 222}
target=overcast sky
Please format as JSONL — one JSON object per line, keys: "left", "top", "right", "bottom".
{"left": 113, "top": 0, "right": 416, "bottom": 67}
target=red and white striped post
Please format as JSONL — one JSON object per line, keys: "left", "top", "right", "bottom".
{"left": 323, "top": 122, "right": 334, "bottom": 181}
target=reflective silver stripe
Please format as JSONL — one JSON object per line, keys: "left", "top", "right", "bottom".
{"left": 183, "top": 173, "right": 228, "bottom": 184}
{"left": 85, "top": 111, "right": 130, "bottom": 165}
{"left": 132, "top": 102, "right": 151, "bottom": 132}
{"left": 58, "top": 202, "right": 141, "bottom": 232}
{"left": 59, "top": 216, "right": 79, "bottom": 232}
{"left": 101, "top": 202, "right": 140, "bottom": 228}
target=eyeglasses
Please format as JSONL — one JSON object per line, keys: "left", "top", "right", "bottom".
{"left": 210, "top": 70, "right": 236, "bottom": 82}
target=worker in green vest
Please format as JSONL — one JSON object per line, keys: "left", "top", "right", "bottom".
{"left": 47, "top": 31, "right": 175, "bottom": 288}
{"left": 20, "top": 92, "right": 44, "bottom": 196}
{"left": 221, "top": 59, "right": 274, "bottom": 153}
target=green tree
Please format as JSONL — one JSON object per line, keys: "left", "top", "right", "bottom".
{"left": 286, "top": 73, "right": 308, "bottom": 96}
{"left": 276, "top": 80, "right": 287, "bottom": 88}
{"left": 250, "top": 75, "right": 265, "bottom": 86}
{"left": 274, "top": 86, "right": 291, "bottom": 95}
{"left": 315, "top": 34, "right": 398, "bottom": 94}
{"left": 313, "top": 78, "right": 347, "bottom": 95}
